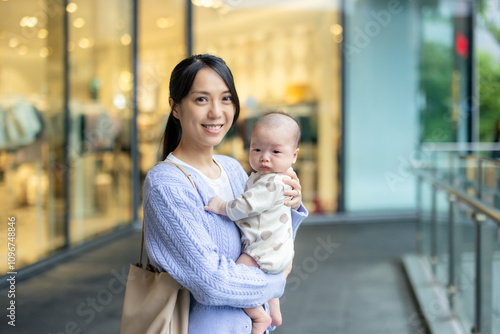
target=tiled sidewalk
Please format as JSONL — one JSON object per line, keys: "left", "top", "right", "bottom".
{"left": 0, "top": 221, "right": 426, "bottom": 334}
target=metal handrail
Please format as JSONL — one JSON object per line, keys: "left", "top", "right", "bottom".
{"left": 415, "top": 167, "right": 500, "bottom": 226}
{"left": 415, "top": 151, "right": 498, "bottom": 334}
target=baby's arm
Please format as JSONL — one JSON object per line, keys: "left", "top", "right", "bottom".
{"left": 204, "top": 196, "right": 228, "bottom": 216}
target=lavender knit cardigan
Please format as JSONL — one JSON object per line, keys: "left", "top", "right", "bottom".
{"left": 143, "top": 155, "right": 308, "bottom": 334}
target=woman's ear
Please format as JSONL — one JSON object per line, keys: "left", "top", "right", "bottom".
{"left": 169, "top": 98, "right": 180, "bottom": 119}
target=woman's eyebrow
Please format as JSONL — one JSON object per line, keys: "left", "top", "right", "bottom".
{"left": 191, "top": 90, "right": 231, "bottom": 95}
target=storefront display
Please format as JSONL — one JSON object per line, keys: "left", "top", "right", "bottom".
{"left": 193, "top": 1, "right": 342, "bottom": 214}
{"left": 0, "top": 0, "right": 133, "bottom": 273}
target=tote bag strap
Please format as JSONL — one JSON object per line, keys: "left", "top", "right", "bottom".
{"left": 158, "top": 161, "right": 197, "bottom": 191}
{"left": 139, "top": 160, "right": 197, "bottom": 268}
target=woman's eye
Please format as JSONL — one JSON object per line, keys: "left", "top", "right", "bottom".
{"left": 196, "top": 97, "right": 208, "bottom": 102}
{"left": 222, "top": 95, "right": 233, "bottom": 102}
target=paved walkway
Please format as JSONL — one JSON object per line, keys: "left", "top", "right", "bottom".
{"left": 0, "top": 221, "right": 426, "bottom": 334}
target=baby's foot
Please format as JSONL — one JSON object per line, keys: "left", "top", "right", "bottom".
{"left": 269, "top": 298, "right": 282, "bottom": 327}
{"left": 271, "top": 313, "right": 282, "bottom": 327}
{"left": 251, "top": 314, "right": 272, "bottom": 334}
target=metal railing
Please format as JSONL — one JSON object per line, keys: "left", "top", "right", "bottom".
{"left": 415, "top": 148, "right": 500, "bottom": 334}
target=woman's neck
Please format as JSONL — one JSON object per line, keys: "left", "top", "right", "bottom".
{"left": 171, "top": 145, "right": 220, "bottom": 179}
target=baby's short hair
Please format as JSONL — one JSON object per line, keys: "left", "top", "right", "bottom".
{"left": 255, "top": 111, "right": 301, "bottom": 148}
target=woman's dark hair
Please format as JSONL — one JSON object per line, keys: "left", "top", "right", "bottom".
{"left": 161, "top": 54, "right": 240, "bottom": 159}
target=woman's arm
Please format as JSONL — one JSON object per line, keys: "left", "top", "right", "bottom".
{"left": 291, "top": 204, "right": 308, "bottom": 239}
{"left": 143, "top": 175, "right": 286, "bottom": 309}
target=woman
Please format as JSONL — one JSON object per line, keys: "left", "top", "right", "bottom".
{"left": 143, "top": 54, "right": 308, "bottom": 333}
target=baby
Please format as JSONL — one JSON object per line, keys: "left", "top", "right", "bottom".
{"left": 205, "top": 111, "right": 301, "bottom": 334}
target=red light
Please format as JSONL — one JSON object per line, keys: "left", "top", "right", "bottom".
{"left": 455, "top": 32, "right": 468, "bottom": 59}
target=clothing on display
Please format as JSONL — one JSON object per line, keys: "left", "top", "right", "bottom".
{"left": 0, "top": 96, "right": 44, "bottom": 151}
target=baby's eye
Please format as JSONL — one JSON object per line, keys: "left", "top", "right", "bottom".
{"left": 272, "top": 150, "right": 281, "bottom": 154}
{"left": 252, "top": 148, "right": 261, "bottom": 152}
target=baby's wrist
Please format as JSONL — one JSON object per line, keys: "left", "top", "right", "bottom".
{"left": 220, "top": 201, "right": 228, "bottom": 216}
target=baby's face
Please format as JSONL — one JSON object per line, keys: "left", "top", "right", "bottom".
{"left": 249, "top": 124, "right": 298, "bottom": 174}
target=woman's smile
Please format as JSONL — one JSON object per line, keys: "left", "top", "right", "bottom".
{"left": 202, "top": 123, "right": 224, "bottom": 134}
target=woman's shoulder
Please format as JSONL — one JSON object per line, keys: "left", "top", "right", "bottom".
{"left": 144, "top": 162, "right": 196, "bottom": 192}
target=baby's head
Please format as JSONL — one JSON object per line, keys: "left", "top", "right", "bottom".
{"left": 249, "top": 112, "right": 301, "bottom": 174}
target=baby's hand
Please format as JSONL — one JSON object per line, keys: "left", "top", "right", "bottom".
{"left": 204, "top": 196, "right": 227, "bottom": 216}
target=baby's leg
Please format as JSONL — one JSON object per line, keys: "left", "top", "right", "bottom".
{"left": 269, "top": 297, "right": 282, "bottom": 327}
{"left": 236, "top": 253, "right": 259, "bottom": 267}
{"left": 244, "top": 306, "right": 272, "bottom": 334}
{"left": 237, "top": 254, "right": 272, "bottom": 333}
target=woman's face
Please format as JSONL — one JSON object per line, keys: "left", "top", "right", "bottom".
{"left": 171, "top": 67, "right": 235, "bottom": 151}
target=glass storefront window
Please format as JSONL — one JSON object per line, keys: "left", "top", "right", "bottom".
{"left": 68, "top": 0, "right": 133, "bottom": 245}
{"left": 0, "top": 0, "right": 65, "bottom": 271}
{"left": 477, "top": 0, "right": 500, "bottom": 144}
{"left": 138, "top": 0, "right": 186, "bottom": 205}
{"left": 344, "top": 0, "right": 419, "bottom": 212}
{"left": 193, "top": 0, "right": 342, "bottom": 215}
{"left": 419, "top": 1, "right": 455, "bottom": 143}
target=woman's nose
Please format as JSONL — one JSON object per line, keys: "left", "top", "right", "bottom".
{"left": 208, "top": 101, "right": 222, "bottom": 118}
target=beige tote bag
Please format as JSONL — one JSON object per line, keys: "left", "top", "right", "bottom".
{"left": 120, "top": 162, "right": 196, "bottom": 334}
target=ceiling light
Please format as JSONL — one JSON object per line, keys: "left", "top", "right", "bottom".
{"left": 66, "top": 2, "right": 78, "bottom": 13}
{"left": 73, "top": 18, "right": 85, "bottom": 28}
{"left": 330, "top": 24, "right": 343, "bottom": 35}
{"left": 40, "top": 47, "right": 49, "bottom": 58}
{"left": 156, "top": 17, "right": 175, "bottom": 29}
{"left": 78, "top": 37, "right": 91, "bottom": 48}
{"left": 37, "top": 28, "right": 49, "bottom": 39}
{"left": 20, "top": 16, "right": 38, "bottom": 28}
{"left": 121, "top": 34, "right": 131, "bottom": 45}
{"left": 8, "top": 37, "right": 19, "bottom": 48}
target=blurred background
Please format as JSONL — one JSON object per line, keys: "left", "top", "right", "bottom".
{"left": 0, "top": 0, "right": 499, "bottom": 333}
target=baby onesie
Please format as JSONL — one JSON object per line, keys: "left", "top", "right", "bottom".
{"left": 226, "top": 172, "right": 294, "bottom": 274}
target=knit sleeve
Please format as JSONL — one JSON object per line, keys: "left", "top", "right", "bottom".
{"left": 143, "top": 176, "right": 286, "bottom": 308}
{"left": 291, "top": 204, "right": 308, "bottom": 239}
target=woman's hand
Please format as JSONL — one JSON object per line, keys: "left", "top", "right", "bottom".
{"left": 283, "top": 169, "right": 302, "bottom": 211}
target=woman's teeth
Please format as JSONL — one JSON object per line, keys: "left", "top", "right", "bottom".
{"left": 204, "top": 125, "right": 222, "bottom": 130}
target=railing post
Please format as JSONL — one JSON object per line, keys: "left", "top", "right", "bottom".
{"left": 494, "top": 165, "right": 500, "bottom": 209}
{"left": 472, "top": 213, "right": 494, "bottom": 334}
{"left": 417, "top": 175, "right": 423, "bottom": 255}
{"left": 449, "top": 151, "right": 454, "bottom": 185}
{"left": 431, "top": 184, "right": 438, "bottom": 275}
{"left": 447, "top": 193, "right": 458, "bottom": 310}
{"left": 477, "top": 159, "right": 482, "bottom": 200}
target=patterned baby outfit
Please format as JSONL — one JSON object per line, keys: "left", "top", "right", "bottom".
{"left": 226, "top": 172, "right": 294, "bottom": 274}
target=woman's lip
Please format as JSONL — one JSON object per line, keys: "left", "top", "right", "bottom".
{"left": 202, "top": 124, "right": 224, "bottom": 134}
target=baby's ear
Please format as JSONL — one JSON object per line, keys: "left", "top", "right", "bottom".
{"left": 292, "top": 148, "right": 299, "bottom": 163}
